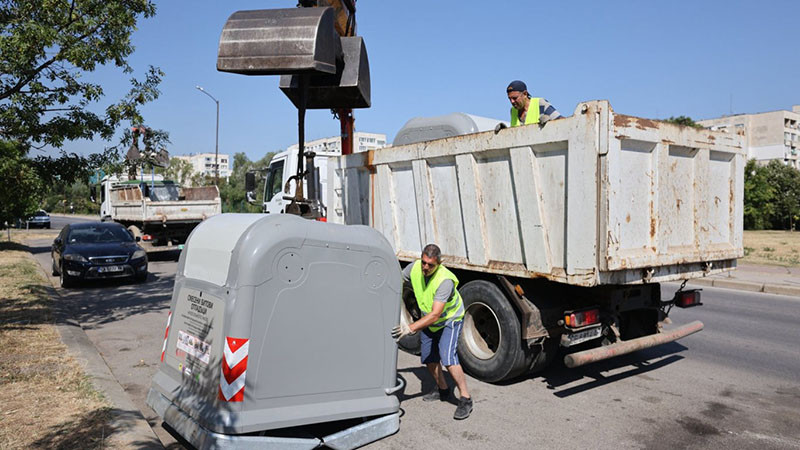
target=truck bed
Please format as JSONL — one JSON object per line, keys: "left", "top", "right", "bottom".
{"left": 328, "top": 101, "right": 745, "bottom": 287}
{"left": 109, "top": 186, "right": 221, "bottom": 223}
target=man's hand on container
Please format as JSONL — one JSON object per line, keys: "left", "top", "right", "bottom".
{"left": 493, "top": 122, "right": 507, "bottom": 134}
{"left": 391, "top": 323, "right": 413, "bottom": 341}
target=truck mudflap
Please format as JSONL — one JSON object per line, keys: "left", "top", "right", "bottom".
{"left": 563, "top": 320, "right": 704, "bottom": 368}
{"left": 147, "top": 388, "right": 400, "bottom": 450}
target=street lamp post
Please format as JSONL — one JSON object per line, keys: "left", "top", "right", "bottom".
{"left": 195, "top": 85, "right": 220, "bottom": 185}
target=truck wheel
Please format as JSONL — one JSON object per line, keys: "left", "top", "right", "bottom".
{"left": 397, "top": 290, "right": 421, "bottom": 355}
{"left": 127, "top": 225, "right": 142, "bottom": 240}
{"left": 457, "top": 280, "right": 523, "bottom": 383}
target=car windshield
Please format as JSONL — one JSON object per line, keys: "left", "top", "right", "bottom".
{"left": 67, "top": 226, "right": 133, "bottom": 244}
{"left": 34, "top": 211, "right": 48, "bottom": 217}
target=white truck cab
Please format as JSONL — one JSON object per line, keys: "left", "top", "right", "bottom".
{"left": 260, "top": 145, "right": 341, "bottom": 215}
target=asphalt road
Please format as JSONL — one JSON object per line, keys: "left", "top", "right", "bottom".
{"left": 27, "top": 240, "right": 800, "bottom": 449}
{"left": 49, "top": 213, "right": 96, "bottom": 229}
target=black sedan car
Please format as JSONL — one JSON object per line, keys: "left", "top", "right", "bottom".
{"left": 51, "top": 222, "right": 148, "bottom": 288}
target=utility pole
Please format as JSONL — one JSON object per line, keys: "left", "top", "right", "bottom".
{"left": 196, "top": 86, "right": 220, "bottom": 185}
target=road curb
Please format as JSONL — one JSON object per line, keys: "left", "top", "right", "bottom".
{"left": 687, "top": 277, "right": 800, "bottom": 298}
{"left": 27, "top": 250, "right": 162, "bottom": 448}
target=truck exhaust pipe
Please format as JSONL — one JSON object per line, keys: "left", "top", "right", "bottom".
{"left": 563, "top": 320, "right": 704, "bottom": 369}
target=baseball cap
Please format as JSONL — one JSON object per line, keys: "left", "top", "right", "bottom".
{"left": 506, "top": 80, "right": 527, "bottom": 93}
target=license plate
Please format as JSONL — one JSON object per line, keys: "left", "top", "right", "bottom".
{"left": 98, "top": 265, "right": 124, "bottom": 273}
{"left": 562, "top": 326, "right": 602, "bottom": 347}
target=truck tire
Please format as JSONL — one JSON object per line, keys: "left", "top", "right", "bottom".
{"left": 457, "top": 280, "right": 524, "bottom": 383}
{"left": 397, "top": 290, "right": 421, "bottom": 355}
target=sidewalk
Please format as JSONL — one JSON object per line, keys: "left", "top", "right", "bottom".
{"left": 687, "top": 263, "right": 800, "bottom": 297}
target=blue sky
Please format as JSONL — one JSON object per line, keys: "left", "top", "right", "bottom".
{"left": 54, "top": 0, "right": 800, "bottom": 162}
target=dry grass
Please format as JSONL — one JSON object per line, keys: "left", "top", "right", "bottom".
{"left": 2, "top": 228, "right": 60, "bottom": 243}
{"left": 0, "top": 241, "right": 112, "bottom": 449}
{"left": 742, "top": 230, "right": 800, "bottom": 267}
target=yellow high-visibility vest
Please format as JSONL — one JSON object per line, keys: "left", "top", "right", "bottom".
{"left": 510, "top": 97, "right": 541, "bottom": 127}
{"left": 410, "top": 260, "right": 464, "bottom": 332}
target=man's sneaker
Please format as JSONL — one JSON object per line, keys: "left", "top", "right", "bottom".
{"left": 422, "top": 387, "right": 450, "bottom": 402}
{"left": 453, "top": 396, "right": 473, "bottom": 420}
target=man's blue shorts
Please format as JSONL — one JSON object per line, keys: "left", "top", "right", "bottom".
{"left": 420, "top": 320, "right": 463, "bottom": 366}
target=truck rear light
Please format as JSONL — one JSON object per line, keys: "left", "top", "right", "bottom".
{"left": 316, "top": 217, "right": 327, "bottom": 222}
{"left": 675, "top": 290, "right": 702, "bottom": 308}
{"left": 142, "top": 234, "right": 153, "bottom": 241}
{"left": 565, "top": 308, "right": 600, "bottom": 328}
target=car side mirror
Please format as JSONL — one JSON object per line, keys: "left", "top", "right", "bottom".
{"left": 135, "top": 236, "right": 141, "bottom": 242}
{"left": 54, "top": 237, "right": 62, "bottom": 245}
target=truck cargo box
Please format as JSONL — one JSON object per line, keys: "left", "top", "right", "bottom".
{"left": 328, "top": 100, "right": 745, "bottom": 287}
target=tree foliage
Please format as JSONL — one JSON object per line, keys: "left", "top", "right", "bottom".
{"left": 744, "top": 159, "right": 800, "bottom": 230}
{"left": 0, "top": 1, "right": 164, "bottom": 222}
{"left": 664, "top": 115, "right": 704, "bottom": 129}
{"left": 0, "top": 140, "right": 44, "bottom": 224}
{"left": 218, "top": 152, "right": 275, "bottom": 213}
{"left": 0, "top": 0, "right": 160, "bottom": 149}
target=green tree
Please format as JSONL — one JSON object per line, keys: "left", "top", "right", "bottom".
{"left": 743, "top": 159, "right": 775, "bottom": 230}
{"left": 0, "top": 0, "right": 160, "bottom": 150}
{"left": 216, "top": 152, "right": 276, "bottom": 213}
{"left": 664, "top": 115, "right": 704, "bottom": 129}
{"left": 0, "top": 0, "right": 164, "bottom": 214}
{"left": 763, "top": 160, "right": 800, "bottom": 230}
{"left": 0, "top": 140, "right": 44, "bottom": 225}
{"left": 160, "top": 157, "right": 194, "bottom": 186}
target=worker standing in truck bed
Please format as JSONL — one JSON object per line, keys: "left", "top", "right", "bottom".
{"left": 496, "top": 80, "right": 561, "bottom": 133}
{"left": 392, "top": 244, "right": 473, "bottom": 420}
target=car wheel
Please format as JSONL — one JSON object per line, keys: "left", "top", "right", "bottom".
{"left": 134, "top": 271, "right": 148, "bottom": 283}
{"left": 59, "top": 270, "right": 74, "bottom": 288}
{"left": 46, "top": 224, "right": 50, "bottom": 229}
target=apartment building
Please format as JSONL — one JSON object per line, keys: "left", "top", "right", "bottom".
{"left": 175, "top": 152, "right": 231, "bottom": 180}
{"left": 287, "top": 131, "right": 387, "bottom": 155}
{"left": 698, "top": 105, "right": 800, "bottom": 169}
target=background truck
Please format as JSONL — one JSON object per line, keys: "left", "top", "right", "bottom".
{"left": 99, "top": 175, "right": 221, "bottom": 252}
{"left": 324, "top": 100, "right": 744, "bottom": 382}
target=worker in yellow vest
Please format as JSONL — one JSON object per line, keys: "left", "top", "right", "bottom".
{"left": 494, "top": 80, "right": 561, "bottom": 133}
{"left": 392, "top": 244, "right": 472, "bottom": 420}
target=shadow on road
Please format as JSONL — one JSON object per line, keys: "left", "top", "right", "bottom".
{"left": 24, "top": 241, "right": 175, "bottom": 328}
{"left": 528, "top": 342, "right": 689, "bottom": 397}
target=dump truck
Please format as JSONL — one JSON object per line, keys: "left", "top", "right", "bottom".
{"left": 327, "top": 100, "right": 744, "bottom": 382}
{"left": 99, "top": 175, "right": 221, "bottom": 252}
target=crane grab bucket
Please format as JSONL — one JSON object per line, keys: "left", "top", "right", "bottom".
{"left": 217, "top": 7, "right": 342, "bottom": 75}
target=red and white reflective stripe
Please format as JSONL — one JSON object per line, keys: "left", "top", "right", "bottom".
{"left": 160, "top": 311, "right": 172, "bottom": 362}
{"left": 219, "top": 337, "right": 249, "bottom": 402}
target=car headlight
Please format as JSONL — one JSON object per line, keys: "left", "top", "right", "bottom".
{"left": 132, "top": 250, "right": 147, "bottom": 260}
{"left": 63, "top": 253, "right": 88, "bottom": 262}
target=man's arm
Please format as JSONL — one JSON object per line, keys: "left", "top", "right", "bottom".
{"left": 538, "top": 98, "right": 562, "bottom": 124}
{"left": 409, "top": 301, "right": 445, "bottom": 333}
{"left": 408, "top": 279, "right": 454, "bottom": 333}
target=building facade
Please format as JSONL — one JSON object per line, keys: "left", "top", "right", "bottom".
{"left": 286, "top": 131, "right": 387, "bottom": 155}
{"left": 175, "top": 153, "right": 231, "bottom": 181}
{"left": 698, "top": 106, "right": 800, "bottom": 169}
